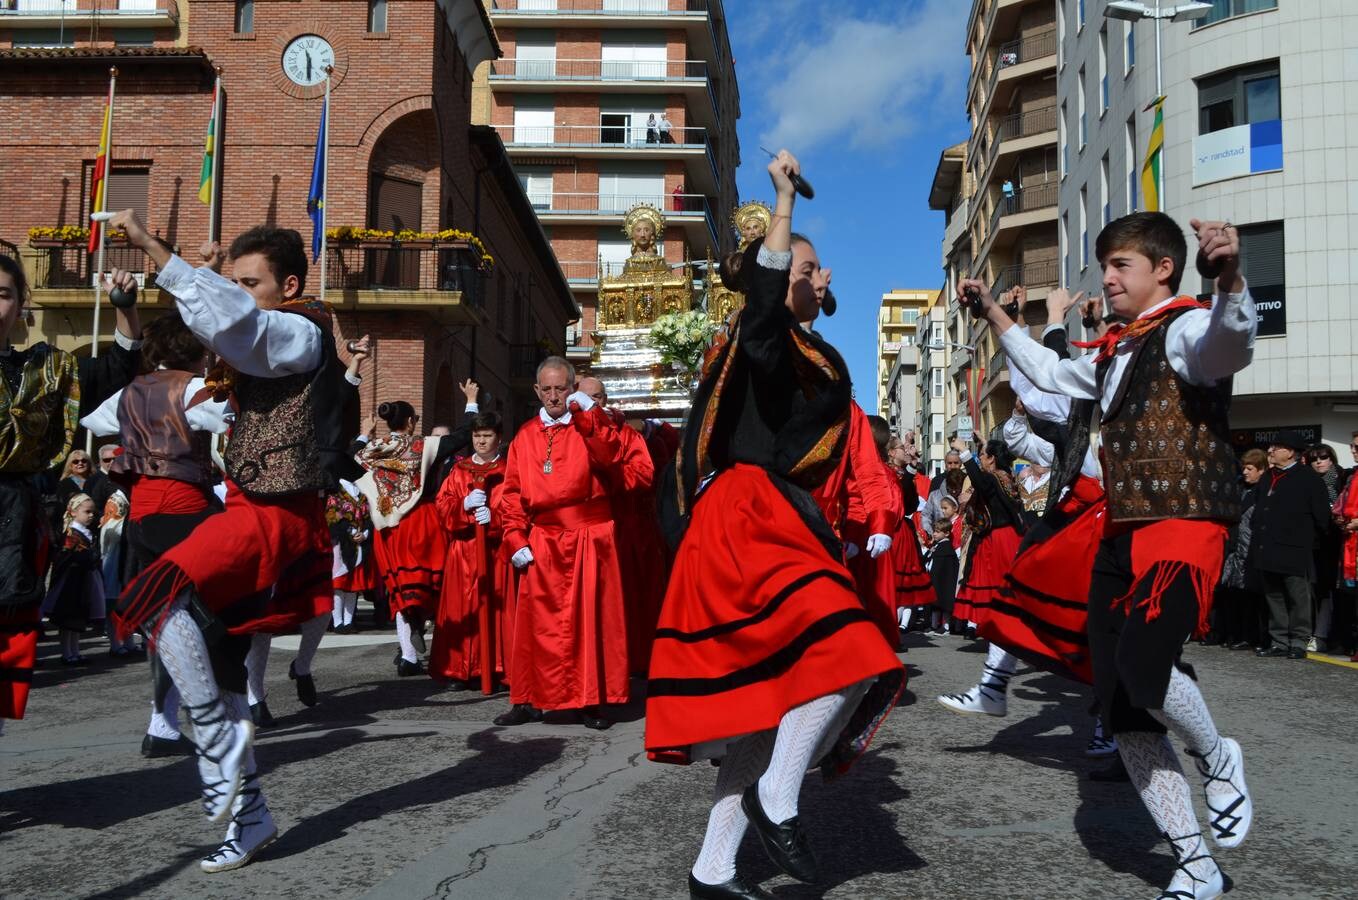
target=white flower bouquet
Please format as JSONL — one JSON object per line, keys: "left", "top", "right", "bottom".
{"left": 649, "top": 309, "right": 717, "bottom": 376}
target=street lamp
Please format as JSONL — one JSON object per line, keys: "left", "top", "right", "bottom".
{"left": 1103, "top": 1, "right": 1213, "bottom": 209}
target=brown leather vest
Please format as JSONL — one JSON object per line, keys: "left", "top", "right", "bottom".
{"left": 1099, "top": 310, "right": 1242, "bottom": 524}
{"left": 110, "top": 369, "right": 214, "bottom": 485}
{"left": 223, "top": 303, "right": 330, "bottom": 497}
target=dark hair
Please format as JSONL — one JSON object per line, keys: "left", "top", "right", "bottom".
{"left": 378, "top": 400, "right": 417, "bottom": 432}
{"left": 470, "top": 411, "right": 502, "bottom": 434}
{"left": 944, "top": 468, "right": 966, "bottom": 497}
{"left": 0, "top": 254, "right": 30, "bottom": 304}
{"left": 229, "top": 226, "right": 308, "bottom": 294}
{"left": 866, "top": 415, "right": 891, "bottom": 461}
{"left": 1095, "top": 211, "right": 1187, "bottom": 293}
{"left": 141, "top": 311, "right": 206, "bottom": 372}
{"left": 1307, "top": 444, "right": 1335, "bottom": 463}
{"left": 790, "top": 232, "right": 813, "bottom": 249}
{"left": 982, "top": 438, "right": 1016, "bottom": 473}
{"left": 718, "top": 249, "right": 746, "bottom": 292}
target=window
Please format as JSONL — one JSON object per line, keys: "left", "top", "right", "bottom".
{"left": 87, "top": 168, "right": 150, "bottom": 232}
{"left": 1077, "top": 67, "right": 1087, "bottom": 148}
{"left": 932, "top": 369, "right": 945, "bottom": 399}
{"left": 1098, "top": 27, "right": 1109, "bottom": 114}
{"left": 1100, "top": 154, "right": 1110, "bottom": 226}
{"left": 1059, "top": 102, "right": 1068, "bottom": 178}
{"left": 932, "top": 414, "right": 945, "bottom": 446}
{"left": 1124, "top": 20, "right": 1135, "bottom": 75}
{"left": 598, "top": 163, "right": 664, "bottom": 212}
{"left": 115, "top": 28, "right": 156, "bottom": 47}
{"left": 233, "top": 0, "right": 253, "bottom": 34}
{"left": 515, "top": 32, "right": 557, "bottom": 79}
{"left": 1078, "top": 187, "right": 1088, "bottom": 271}
{"left": 1061, "top": 213, "right": 1070, "bottom": 287}
{"left": 1125, "top": 116, "right": 1138, "bottom": 212}
{"left": 1077, "top": 0, "right": 1086, "bottom": 31}
{"left": 1057, "top": 0, "right": 1065, "bottom": 70}
{"left": 1205, "top": 221, "right": 1285, "bottom": 335}
{"left": 1194, "top": 0, "right": 1277, "bottom": 29}
{"left": 901, "top": 307, "right": 919, "bottom": 325}
{"left": 1198, "top": 62, "right": 1280, "bottom": 135}
{"left": 512, "top": 96, "right": 555, "bottom": 144}
{"left": 368, "top": 0, "right": 388, "bottom": 34}
{"left": 515, "top": 166, "right": 553, "bottom": 209}
{"left": 601, "top": 39, "right": 667, "bottom": 80}
{"left": 599, "top": 98, "right": 666, "bottom": 145}
{"left": 931, "top": 321, "right": 944, "bottom": 346}
{"left": 13, "top": 28, "right": 76, "bottom": 48}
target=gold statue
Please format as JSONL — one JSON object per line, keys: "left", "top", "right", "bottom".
{"left": 732, "top": 200, "right": 772, "bottom": 250}
{"left": 623, "top": 204, "right": 665, "bottom": 260}
{"left": 596, "top": 203, "right": 693, "bottom": 329}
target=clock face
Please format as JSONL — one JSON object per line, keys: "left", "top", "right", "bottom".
{"left": 282, "top": 35, "right": 336, "bottom": 87}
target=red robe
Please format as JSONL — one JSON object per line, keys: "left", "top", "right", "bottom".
{"left": 500, "top": 405, "right": 638, "bottom": 710}
{"left": 812, "top": 403, "right": 903, "bottom": 646}
{"left": 605, "top": 412, "right": 663, "bottom": 673}
{"left": 429, "top": 456, "right": 516, "bottom": 683}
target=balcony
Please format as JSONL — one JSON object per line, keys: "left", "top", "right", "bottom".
{"left": 532, "top": 191, "right": 719, "bottom": 250}
{"left": 487, "top": 1, "right": 726, "bottom": 67}
{"left": 490, "top": 57, "right": 720, "bottom": 126}
{"left": 0, "top": 0, "right": 180, "bottom": 28}
{"left": 989, "top": 259, "right": 1058, "bottom": 303}
{"left": 26, "top": 240, "right": 158, "bottom": 297}
{"left": 968, "top": 26, "right": 1057, "bottom": 159}
{"left": 492, "top": 123, "right": 719, "bottom": 192}
{"left": 322, "top": 243, "right": 485, "bottom": 325}
{"left": 976, "top": 181, "right": 1057, "bottom": 261}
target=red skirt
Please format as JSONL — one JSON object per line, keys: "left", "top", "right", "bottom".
{"left": 645, "top": 464, "right": 905, "bottom": 767}
{"left": 371, "top": 501, "right": 447, "bottom": 619}
{"left": 114, "top": 483, "right": 332, "bottom": 641}
{"left": 953, "top": 524, "right": 1023, "bottom": 628}
{"left": 982, "top": 499, "right": 1105, "bottom": 685}
{"left": 429, "top": 532, "right": 516, "bottom": 683}
{"left": 0, "top": 605, "right": 40, "bottom": 720}
{"left": 890, "top": 521, "right": 934, "bottom": 610}
{"left": 333, "top": 558, "right": 375, "bottom": 594}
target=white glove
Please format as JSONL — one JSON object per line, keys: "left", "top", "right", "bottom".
{"left": 566, "top": 390, "right": 595, "bottom": 411}
{"left": 463, "top": 489, "right": 487, "bottom": 511}
{"left": 844, "top": 542, "right": 860, "bottom": 560}
{"left": 866, "top": 533, "right": 893, "bottom": 559}
{"left": 511, "top": 547, "right": 534, "bottom": 569}
{"left": 473, "top": 506, "right": 492, "bottom": 526}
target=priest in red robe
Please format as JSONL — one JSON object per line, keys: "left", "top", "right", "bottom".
{"left": 494, "top": 357, "right": 643, "bottom": 730}
{"left": 577, "top": 377, "right": 664, "bottom": 673}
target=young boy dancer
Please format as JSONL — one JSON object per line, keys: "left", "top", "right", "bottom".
{"left": 964, "top": 212, "right": 1254, "bottom": 899}
{"left": 109, "top": 208, "right": 361, "bottom": 872}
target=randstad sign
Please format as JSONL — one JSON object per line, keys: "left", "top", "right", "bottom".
{"left": 1192, "top": 120, "right": 1283, "bottom": 187}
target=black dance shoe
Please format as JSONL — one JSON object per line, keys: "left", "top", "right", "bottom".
{"left": 249, "top": 701, "right": 276, "bottom": 728}
{"left": 740, "top": 784, "right": 820, "bottom": 883}
{"left": 141, "top": 733, "right": 195, "bottom": 758}
{"left": 1287, "top": 646, "right": 1307, "bottom": 660}
{"left": 687, "top": 873, "right": 774, "bottom": 899}
{"left": 1255, "top": 645, "right": 1288, "bottom": 658}
{"left": 444, "top": 679, "right": 470, "bottom": 692}
{"left": 289, "top": 660, "right": 318, "bottom": 707}
{"left": 396, "top": 658, "right": 424, "bottom": 677}
{"left": 581, "top": 707, "right": 612, "bottom": 730}
{"left": 493, "top": 703, "right": 542, "bottom": 726}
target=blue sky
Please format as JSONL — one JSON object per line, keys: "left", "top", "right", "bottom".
{"left": 724, "top": 0, "right": 972, "bottom": 411}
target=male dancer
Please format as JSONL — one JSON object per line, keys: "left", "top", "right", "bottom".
{"left": 964, "top": 212, "right": 1254, "bottom": 899}
{"left": 109, "top": 208, "right": 360, "bottom": 872}
{"left": 495, "top": 358, "right": 646, "bottom": 730}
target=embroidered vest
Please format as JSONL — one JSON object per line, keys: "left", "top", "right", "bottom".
{"left": 111, "top": 370, "right": 213, "bottom": 486}
{"left": 1099, "top": 310, "right": 1241, "bottom": 524}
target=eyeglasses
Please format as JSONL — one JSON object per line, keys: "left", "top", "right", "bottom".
{"left": 71, "top": 460, "right": 89, "bottom": 466}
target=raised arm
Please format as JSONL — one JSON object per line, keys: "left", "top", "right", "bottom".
{"left": 1168, "top": 219, "right": 1256, "bottom": 386}
{"left": 1001, "top": 404, "right": 1055, "bottom": 467}
{"left": 737, "top": 150, "right": 799, "bottom": 376}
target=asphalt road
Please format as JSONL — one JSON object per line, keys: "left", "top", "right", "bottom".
{"left": 2, "top": 623, "right": 1356, "bottom": 899}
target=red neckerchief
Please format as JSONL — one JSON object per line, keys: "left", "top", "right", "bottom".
{"left": 1268, "top": 464, "right": 1294, "bottom": 494}
{"left": 1071, "top": 296, "right": 1209, "bottom": 363}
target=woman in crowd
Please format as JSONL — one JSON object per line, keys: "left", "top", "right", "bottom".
{"left": 1217, "top": 449, "right": 1267, "bottom": 651}
{"left": 1306, "top": 443, "right": 1344, "bottom": 653}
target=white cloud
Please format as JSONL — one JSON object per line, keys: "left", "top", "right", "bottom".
{"left": 753, "top": 0, "right": 967, "bottom": 152}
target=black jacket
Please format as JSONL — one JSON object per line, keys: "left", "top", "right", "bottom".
{"left": 1249, "top": 463, "right": 1331, "bottom": 577}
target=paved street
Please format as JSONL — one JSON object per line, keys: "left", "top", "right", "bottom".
{"left": 2, "top": 623, "right": 1356, "bottom": 900}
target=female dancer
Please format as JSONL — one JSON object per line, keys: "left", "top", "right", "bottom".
{"left": 645, "top": 151, "right": 905, "bottom": 900}
{"left": 355, "top": 381, "right": 478, "bottom": 675}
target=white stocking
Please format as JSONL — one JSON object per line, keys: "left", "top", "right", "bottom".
{"left": 690, "top": 730, "right": 775, "bottom": 886}
{"left": 293, "top": 613, "right": 328, "bottom": 677}
{"left": 343, "top": 592, "right": 358, "bottom": 626}
{"left": 756, "top": 684, "right": 856, "bottom": 824}
{"left": 245, "top": 633, "right": 271, "bottom": 706}
{"left": 332, "top": 593, "right": 346, "bottom": 627}
{"left": 977, "top": 643, "right": 1017, "bottom": 700}
{"left": 155, "top": 604, "right": 228, "bottom": 748}
{"left": 395, "top": 613, "right": 418, "bottom": 663}
{"left": 1117, "top": 731, "right": 1216, "bottom": 883}
{"left": 221, "top": 691, "right": 258, "bottom": 777}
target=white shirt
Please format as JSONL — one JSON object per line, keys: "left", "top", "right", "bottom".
{"left": 1000, "top": 286, "right": 1257, "bottom": 410}
{"left": 155, "top": 254, "right": 323, "bottom": 378}
{"left": 1001, "top": 406, "right": 1102, "bottom": 481}
{"left": 539, "top": 407, "right": 572, "bottom": 427}
{"left": 659, "top": 116, "right": 673, "bottom": 132}
{"left": 80, "top": 371, "right": 234, "bottom": 438}
{"left": 1008, "top": 359, "right": 1071, "bottom": 424}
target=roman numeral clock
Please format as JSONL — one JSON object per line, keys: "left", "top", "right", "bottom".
{"left": 270, "top": 28, "right": 348, "bottom": 100}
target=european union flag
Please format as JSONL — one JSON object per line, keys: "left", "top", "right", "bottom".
{"left": 307, "top": 95, "right": 327, "bottom": 262}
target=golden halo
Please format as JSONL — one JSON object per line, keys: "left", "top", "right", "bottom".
{"left": 622, "top": 203, "right": 665, "bottom": 240}
{"left": 731, "top": 200, "right": 772, "bottom": 241}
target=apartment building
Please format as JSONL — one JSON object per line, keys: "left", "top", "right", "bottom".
{"left": 481, "top": 0, "right": 740, "bottom": 360}
{"left": 877, "top": 288, "right": 935, "bottom": 424}
{"left": 1059, "top": 0, "right": 1357, "bottom": 461}
{"left": 922, "top": 140, "right": 972, "bottom": 473}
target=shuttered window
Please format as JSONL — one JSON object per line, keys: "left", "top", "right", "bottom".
{"left": 85, "top": 167, "right": 149, "bottom": 223}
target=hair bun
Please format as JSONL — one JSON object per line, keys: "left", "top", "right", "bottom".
{"left": 377, "top": 402, "right": 395, "bottom": 419}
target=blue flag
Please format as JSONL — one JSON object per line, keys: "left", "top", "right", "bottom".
{"left": 307, "top": 95, "right": 327, "bottom": 262}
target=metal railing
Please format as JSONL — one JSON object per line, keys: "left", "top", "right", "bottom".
{"left": 490, "top": 0, "right": 709, "bottom": 14}
{"left": 976, "top": 27, "right": 1058, "bottom": 140}
{"left": 989, "top": 259, "right": 1059, "bottom": 302}
{"left": 981, "top": 104, "right": 1057, "bottom": 182}
{"left": 510, "top": 343, "right": 546, "bottom": 380}
{"left": 0, "top": 0, "right": 180, "bottom": 23}
{"left": 988, "top": 180, "right": 1058, "bottom": 232}
{"left": 29, "top": 242, "right": 157, "bottom": 290}
{"left": 493, "top": 122, "right": 707, "bottom": 149}
{"left": 324, "top": 244, "right": 484, "bottom": 305}
{"left": 490, "top": 57, "right": 708, "bottom": 81}
{"left": 557, "top": 259, "right": 642, "bottom": 282}
{"left": 0, "top": 238, "right": 18, "bottom": 263}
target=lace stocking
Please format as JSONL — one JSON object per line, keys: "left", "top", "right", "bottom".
{"left": 293, "top": 613, "right": 328, "bottom": 677}
{"left": 1152, "top": 666, "right": 1227, "bottom": 775}
{"left": 690, "top": 730, "right": 775, "bottom": 886}
{"left": 757, "top": 686, "right": 854, "bottom": 824}
{"left": 395, "top": 613, "right": 418, "bottom": 663}
{"left": 1117, "top": 731, "right": 1217, "bottom": 884}
{"left": 245, "top": 633, "right": 271, "bottom": 706}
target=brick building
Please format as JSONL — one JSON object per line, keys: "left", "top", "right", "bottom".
{"left": 0, "top": 0, "right": 576, "bottom": 429}
{"left": 477, "top": 0, "right": 741, "bottom": 365}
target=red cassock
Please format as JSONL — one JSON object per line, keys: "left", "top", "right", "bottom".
{"left": 603, "top": 413, "right": 665, "bottom": 673}
{"left": 500, "top": 406, "right": 639, "bottom": 710}
{"left": 429, "top": 456, "right": 516, "bottom": 682}
{"left": 812, "top": 403, "right": 903, "bottom": 647}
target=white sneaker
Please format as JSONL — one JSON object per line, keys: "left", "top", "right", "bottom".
{"left": 191, "top": 710, "right": 253, "bottom": 824}
{"left": 1189, "top": 736, "right": 1252, "bottom": 849}
{"left": 936, "top": 684, "right": 1007, "bottom": 717}
{"left": 1305, "top": 635, "right": 1319, "bottom": 653}
{"left": 200, "top": 776, "right": 278, "bottom": 873}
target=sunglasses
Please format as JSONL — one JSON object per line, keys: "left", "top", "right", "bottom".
{"left": 72, "top": 459, "right": 90, "bottom": 466}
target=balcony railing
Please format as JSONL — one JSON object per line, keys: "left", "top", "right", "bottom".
{"left": 531, "top": 191, "right": 717, "bottom": 245}
{"left": 490, "top": 0, "right": 709, "bottom": 15}
{"left": 490, "top": 57, "right": 708, "bottom": 81}
{"left": 28, "top": 242, "right": 158, "bottom": 290}
{"left": 493, "top": 122, "right": 708, "bottom": 150}
{"left": 324, "top": 244, "right": 484, "bottom": 306}
{"left": 988, "top": 180, "right": 1059, "bottom": 232}
{"left": 0, "top": 0, "right": 180, "bottom": 25}
{"left": 981, "top": 27, "right": 1057, "bottom": 117}
{"left": 0, "top": 238, "right": 18, "bottom": 263}
{"left": 981, "top": 104, "right": 1057, "bottom": 182}
{"left": 989, "top": 259, "right": 1059, "bottom": 303}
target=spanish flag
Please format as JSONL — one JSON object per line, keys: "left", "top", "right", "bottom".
{"left": 87, "top": 76, "right": 115, "bottom": 253}
{"left": 198, "top": 84, "right": 219, "bottom": 205}
{"left": 1140, "top": 95, "right": 1165, "bottom": 213}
